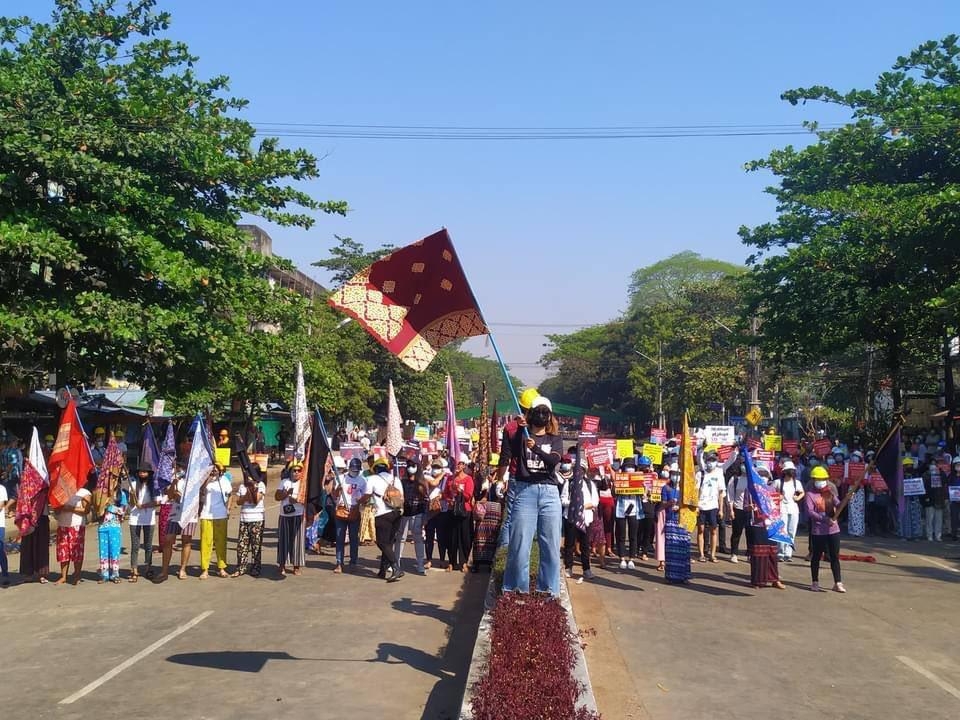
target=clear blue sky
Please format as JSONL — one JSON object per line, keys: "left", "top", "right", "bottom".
{"left": 11, "top": 1, "right": 957, "bottom": 384}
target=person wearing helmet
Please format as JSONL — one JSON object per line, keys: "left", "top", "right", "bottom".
{"left": 900, "top": 456, "right": 923, "bottom": 540}
{"left": 804, "top": 465, "right": 845, "bottom": 592}
{"left": 498, "top": 395, "right": 563, "bottom": 596}
{"left": 358, "top": 456, "right": 405, "bottom": 582}
{"left": 777, "top": 461, "right": 804, "bottom": 561}
{"left": 90, "top": 427, "right": 107, "bottom": 466}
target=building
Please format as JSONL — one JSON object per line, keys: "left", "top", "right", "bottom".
{"left": 240, "top": 224, "right": 327, "bottom": 299}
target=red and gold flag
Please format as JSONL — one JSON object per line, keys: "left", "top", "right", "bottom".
{"left": 47, "top": 398, "right": 95, "bottom": 510}
{"left": 328, "top": 229, "right": 488, "bottom": 371}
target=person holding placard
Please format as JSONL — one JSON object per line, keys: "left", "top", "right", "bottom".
{"left": 922, "top": 461, "right": 947, "bottom": 542}
{"left": 900, "top": 457, "right": 924, "bottom": 540}
{"left": 948, "top": 460, "right": 960, "bottom": 541}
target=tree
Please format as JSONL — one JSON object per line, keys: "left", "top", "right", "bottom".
{"left": 0, "top": 1, "right": 346, "bottom": 405}
{"left": 311, "top": 235, "right": 394, "bottom": 287}
{"left": 627, "top": 251, "right": 743, "bottom": 315}
{"left": 740, "top": 36, "right": 960, "bottom": 410}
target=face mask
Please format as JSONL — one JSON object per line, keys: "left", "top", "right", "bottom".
{"left": 612, "top": 462, "right": 621, "bottom": 471}
{"left": 347, "top": 469, "right": 360, "bottom": 478}
{"left": 407, "top": 465, "right": 418, "bottom": 473}
{"left": 660, "top": 470, "right": 669, "bottom": 479}
{"left": 528, "top": 408, "right": 551, "bottom": 427}
{"left": 559, "top": 463, "right": 572, "bottom": 473}
{"left": 826, "top": 458, "right": 835, "bottom": 466}
{"left": 95, "top": 442, "right": 103, "bottom": 449}
{"left": 669, "top": 473, "right": 680, "bottom": 485}
{"left": 814, "top": 480, "right": 827, "bottom": 489}
{"left": 432, "top": 469, "right": 443, "bottom": 477}
{"left": 45, "top": 442, "right": 53, "bottom": 449}
{"left": 705, "top": 461, "right": 717, "bottom": 471}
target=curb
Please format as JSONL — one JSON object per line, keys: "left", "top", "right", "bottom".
{"left": 458, "top": 572, "right": 600, "bottom": 719}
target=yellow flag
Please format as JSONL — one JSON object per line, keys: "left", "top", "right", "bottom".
{"left": 678, "top": 411, "right": 698, "bottom": 533}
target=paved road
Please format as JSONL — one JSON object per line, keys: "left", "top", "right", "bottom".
{"left": 570, "top": 536, "right": 960, "bottom": 720}
{"left": 1, "top": 499, "right": 485, "bottom": 720}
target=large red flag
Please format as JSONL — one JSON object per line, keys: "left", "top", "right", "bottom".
{"left": 328, "top": 229, "right": 488, "bottom": 371}
{"left": 47, "top": 398, "right": 95, "bottom": 510}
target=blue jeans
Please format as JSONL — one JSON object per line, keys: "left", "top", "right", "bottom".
{"left": 503, "top": 481, "right": 562, "bottom": 596}
{"left": 335, "top": 518, "right": 360, "bottom": 566}
{"left": 497, "top": 482, "right": 518, "bottom": 549}
{"left": 780, "top": 511, "right": 799, "bottom": 558}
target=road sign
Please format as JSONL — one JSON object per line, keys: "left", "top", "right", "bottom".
{"left": 729, "top": 415, "right": 745, "bottom": 425}
{"left": 745, "top": 407, "right": 763, "bottom": 426}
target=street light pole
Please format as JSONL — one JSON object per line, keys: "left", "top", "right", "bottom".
{"left": 635, "top": 345, "right": 665, "bottom": 431}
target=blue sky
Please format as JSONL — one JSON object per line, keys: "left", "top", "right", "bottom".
{"left": 11, "top": 1, "right": 957, "bottom": 384}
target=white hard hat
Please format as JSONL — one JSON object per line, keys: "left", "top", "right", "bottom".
{"left": 458, "top": 452, "right": 470, "bottom": 464}
{"left": 781, "top": 460, "right": 796, "bottom": 472}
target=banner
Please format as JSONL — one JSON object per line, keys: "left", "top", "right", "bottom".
{"left": 581, "top": 415, "right": 600, "bottom": 434}
{"left": 704, "top": 425, "right": 735, "bottom": 446}
{"left": 613, "top": 471, "right": 646, "bottom": 496}
{"left": 764, "top": 434, "right": 782, "bottom": 452}
{"left": 616, "top": 439, "right": 635, "bottom": 461}
{"left": 813, "top": 439, "right": 832, "bottom": 457}
{"left": 782, "top": 439, "right": 799, "bottom": 456}
{"left": 902, "top": 476, "right": 925, "bottom": 496}
{"left": 339, "top": 442, "right": 366, "bottom": 461}
{"left": 650, "top": 427, "right": 667, "bottom": 444}
{"left": 641, "top": 443, "right": 664, "bottom": 465}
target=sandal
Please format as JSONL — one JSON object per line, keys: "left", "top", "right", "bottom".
{"left": 229, "top": 571, "right": 242, "bottom": 578}
{"left": 218, "top": 569, "right": 229, "bottom": 578}
{"left": 129, "top": 574, "right": 139, "bottom": 583}
{"left": 656, "top": 563, "right": 664, "bottom": 572}
{"left": 177, "top": 570, "right": 187, "bottom": 580}
{"left": 111, "top": 577, "right": 121, "bottom": 584}
{"left": 292, "top": 567, "right": 302, "bottom": 576}
{"left": 199, "top": 571, "right": 209, "bottom": 580}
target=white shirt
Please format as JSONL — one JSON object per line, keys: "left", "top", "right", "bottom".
{"left": 338, "top": 473, "right": 366, "bottom": 510}
{"left": 697, "top": 470, "right": 725, "bottom": 511}
{"left": 199, "top": 476, "right": 232, "bottom": 520}
{"left": 279, "top": 478, "right": 304, "bottom": 516}
{"left": 57, "top": 488, "right": 91, "bottom": 528}
{"left": 128, "top": 481, "right": 157, "bottom": 526}
{"left": 615, "top": 495, "right": 642, "bottom": 519}
{"left": 779, "top": 478, "right": 804, "bottom": 514}
{"left": 564, "top": 479, "right": 600, "bottom": 526}
{"left": 365, "top": 472, "right": 403, "bottom": 517}
{"left": 237, "top": 481, "right": 267, "bottom": 522}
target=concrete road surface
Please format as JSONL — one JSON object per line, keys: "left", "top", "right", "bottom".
{"left": 570, "top": 536, "right": 960, "bottom": 720}
{"left": 1, "top": 501, "right": 485, "bottom": 720}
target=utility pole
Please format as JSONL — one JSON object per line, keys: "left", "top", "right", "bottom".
{"left": 748, "top": 316, "right": 760, "bottom": 411}
{"left": 657, "top": 341, "right": 664, "bottom": 430}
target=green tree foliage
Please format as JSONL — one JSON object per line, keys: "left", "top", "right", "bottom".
{"left": 0, "top": 1, "right": 347, "bottom": 406}
{"left": 740, "top": 36, "right": 960, "bottom": 404}
{"left": 627, "top": 251, "right": 743, "bottom": 315}
{"left": 311, "top": 235, "right": 394, "bottom": 286}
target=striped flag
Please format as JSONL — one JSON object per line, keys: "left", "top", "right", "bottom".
{"left": 444, "top": 375, "right": 459, "bottom": 461}
{"left": 293, "top": 361, "right": 311, "bottom": 461}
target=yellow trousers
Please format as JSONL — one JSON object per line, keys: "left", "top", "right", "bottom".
{"left": 200, "top": 518, "right": 228, "bottom": 571}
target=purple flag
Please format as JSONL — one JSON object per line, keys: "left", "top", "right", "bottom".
{"left": 875, "top": 424, "right": 902, "bottom": 512}
{"left": 444, "top": 375, "right": 459, "bottom": 462}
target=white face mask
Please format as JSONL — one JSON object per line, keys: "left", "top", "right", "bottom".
{"left": 432, "top": 469, "right": 443, "bottom": 477}
{"left": 95, "top": 441, "right": 103, "bottom": 448}
{"left": 814, "top": 480, "right": 827, "bottom": 489}
{"left": 407, "top": 465, "right": 418, "bottom": 473}
{"left": 705, "top": 461, "right": 717, "bottom": 471}
{"left": 559, "top": 463, "right": 573, "bottom": 473}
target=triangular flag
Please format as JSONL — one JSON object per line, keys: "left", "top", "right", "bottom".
{"left": 179, "top": 414, "right": 215, "bottom": 527}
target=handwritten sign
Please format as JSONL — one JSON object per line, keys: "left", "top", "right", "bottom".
{"left": 581, "top": 415, "right": 600, "bottom": 434}
{"left": 613, "top": 471, "right": 646, "bottom": 496}
{"left": 782, "top": 439, "right": 799, "bottom": 456}
{"left": 616, "top": 439, "right": 635, "bottom": 461}
{"left": 764, "top": 434, "right": 782, "bottom": 452}
{"left": 813, "top": 439, "right": 833, "bottom": 457}
{"left": 705, "top": 425, "right": 735, "bottom": 446}
{"left": 641, "top": 443, "right": 664, "bottom": 465}
{"left": 949, "top": 486, "right": 960, "bottom": 502}
{"left": 650, "top": 427, "right": 667, "bottom": 444}
{"left": 902, "top": 476, "right": 925, "bottom": 496}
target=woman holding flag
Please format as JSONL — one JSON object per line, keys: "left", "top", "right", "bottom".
{"left": 805, "top": 465, "right": 846, "bottom": 593}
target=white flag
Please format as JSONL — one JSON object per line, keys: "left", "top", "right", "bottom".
{"left": 179, "top": 417, "right": 214, "bottom": 527}
{"left": 293, "top": 361, "right": 312, "bottom": 460}
{"left": 28, "top": 426, "right": 48, "bottom": 482}
{"left": 385, "top": 380, "right": 404, "bottom": 457}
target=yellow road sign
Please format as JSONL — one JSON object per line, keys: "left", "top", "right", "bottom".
{"left": 745, "top": 407, "right": 763, "bottom": 426}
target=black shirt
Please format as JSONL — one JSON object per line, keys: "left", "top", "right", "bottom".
{"left": 499, "top": 430, "right": 563, "bottom": 484}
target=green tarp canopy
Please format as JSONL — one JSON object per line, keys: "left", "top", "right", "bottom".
{"left": 453, "top": 400, "right": 624, "bottom": 425}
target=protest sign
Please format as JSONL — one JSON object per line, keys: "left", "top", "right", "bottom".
{"left": 371, "top": 445, "right": 387, "bottom": 459}
{"left": 581, "top": 415, "right": 600, "bottom": 434}
{"left": 616, "top": 439, "right": 635, "bottom": 461}
{"left": 214, "top": 447, "right": 231, "bottom": 468}
{"left": 813, "top": 439, "right": 832, "bottom": 457}
{"left": 754, "top": 450, "right": 775, "bottom": 463}
{"left": 578, "top": 432, "right": 598, "bottom": 445}
{"left": 827, "top": 463, "right": 844, "bottom": 481}
{"left": 764, "top": 434, "right": 782, "bottom": 452}
{"left": 650, "top": 427, "right": 667, "bottom": 444}
{"left": 782, "top": 439, "right": 799, "bottom": 456}
{"left": 746, "top": 437, "right": 762, "bottom": 450}
{"left": 413, "top": 425, "right": 430, "bottom": 441}
{"left": 705, "top": 425, "right": 735, "bottom": 446}
{"left": 902, "top": 476, "right": 925, "bottom": 496}
{"left": 949, "top": 486, "right": 960, "bottom": 502}
{"left": 420, "top": 440, "right": 438, "bottom": 455}
{"left": 585, "top": 446, "right": 612, "bottom": 469}
{"left": 717, "top": 445, "right": 734, "bottom": 462}
{"left": 641, "top": 443, "right": 664, "bottom": 465}
{"left": 612, "top": 472, "right": 646, "bottom": 496}
{"left": 641, "top": 472, "right": 665, "bottom": 502}
{"left": 339, "top": 442, "right": 365, "bottom": 461}
{"left": 847, "top": 462, "right": 866, "bottom": 482}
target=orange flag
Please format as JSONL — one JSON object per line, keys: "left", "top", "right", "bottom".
{"left": 678, "top": 411, "right": 699, "bottom": 533}
{"left": 47, "top": 398, "right": 95, "bottom": 510}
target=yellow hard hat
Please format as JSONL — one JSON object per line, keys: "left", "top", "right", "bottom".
{"left": 810, "top": 466, "right": 829, "bottom": 480}
{"left": 114, "top": 431, "right": 124, "bottom": 439}
{"left": 519, "top": 388, "right": 540, "bottom": 410}
{"left": 902, "top": 457, "right": 915, "bottom": 466}
{"left": 488, "top": 452, "right": 500, "bottom": 466}
{"left": 94, "top": 427, "right": 105, "bottom": 435}
{"left": 44, "top": 434, "right": 55, "bottom": 442}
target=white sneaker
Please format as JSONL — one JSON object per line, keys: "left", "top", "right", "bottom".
{"left": 627, "top": 560, "right": 636, "bottom": 570}
{"left": 730, "top": 554, "right": 739, "bottom": 563}
{"left": 619, "top": 559, "right": 627, "bottom": 570}
{"left": 564, "top": 569, "right": 573, "bottom": 578}
{"left": 583, "top": 569, "right": 595, "bottom": 580}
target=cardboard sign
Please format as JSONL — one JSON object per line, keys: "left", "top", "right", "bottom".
{"left": 420, "top": 440, "right": 438, "bottom": 455}
{"left": 782, "top": 439, "right": 799, "bottom": 456}
{"left": 902, "top": 476, "right": 925, "bottom": 496}
{"left": 585, "top": 446, "right": 612, "bottom": 469}
{"left": 827, "top": 463, "right": 844, "bottom": 480}
{"left": 581, "top": 415, "right": 600, "bottom": 434}
{"left": 847, "top": 462, "right": 867, "bottom": 482}
{"left": 613, "top": 471, "right": 646, "bottom": 496}
{"left": 650, "top": 427, "right": 667, "bottom": 444}
{"left": 949, "top": 486, "right": 960, "bottom": 502}
{"left": 813, "top": 439, "right": 832, "bottom": 457}
{"left": 717, "top": 445, "right": 734, "bottom": 462}
{"left": 705, "top": 425, "right": 735, "bottom": 446}
{"left": 616, "top": 439, "right": 635, "bottom": 461}
{"left": 641, "top": 443, "right": 664, "bottom": 465}
{"left": 214, "top": 447, "right": 231, "bottom": 468}
{"left": 413, "top": 425, "right": 430, "bottom": 441}
{"left": 764, "top": 434, "right": 782, "bottom": 452}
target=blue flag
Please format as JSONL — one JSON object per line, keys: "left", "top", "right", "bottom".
{"left": 739, "top": 441, "right": 793, "bottom": 545}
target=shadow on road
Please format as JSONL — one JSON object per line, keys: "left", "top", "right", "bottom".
{"left": 167, "top": 650, "right": 305, "bottom": 672}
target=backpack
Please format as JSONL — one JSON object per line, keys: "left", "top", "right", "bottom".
{"left": 383, "top": 477, "right": 404, "bottom": 511}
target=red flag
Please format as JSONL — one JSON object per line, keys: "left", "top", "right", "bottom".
{"left": 47, "top": 399, "right": 95, "bottom": 510}
{"left": 328, "top": 229, "right": 488, "bottom": 371}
